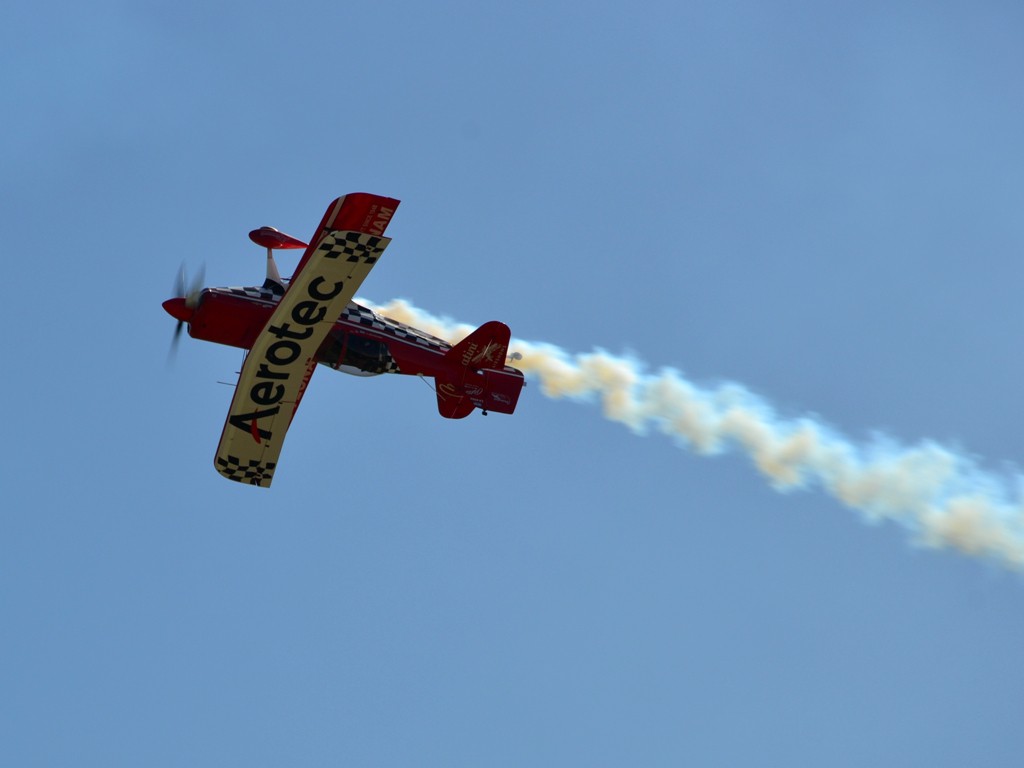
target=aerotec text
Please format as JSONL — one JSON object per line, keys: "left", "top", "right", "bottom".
{"left": 228, "top": 272, "right": 347, "bottom": 442}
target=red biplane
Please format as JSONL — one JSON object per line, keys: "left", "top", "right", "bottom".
{"left": 163, "top": 193, "right": 525, "bottom": 488}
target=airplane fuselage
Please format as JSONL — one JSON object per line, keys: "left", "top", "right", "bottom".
{"left": 163, "top": 193, "right": 524, "bottom": 487}
{"left": 170, "top": 283, "right": 525, "bottom": 395}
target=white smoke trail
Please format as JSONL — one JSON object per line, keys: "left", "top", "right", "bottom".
{"left": 365, "top": 298, "right": 1024, "bottom": 570}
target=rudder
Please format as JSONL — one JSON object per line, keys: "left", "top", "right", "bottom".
{"left": 435, "top": 321, "right": 523, "bottom": 419}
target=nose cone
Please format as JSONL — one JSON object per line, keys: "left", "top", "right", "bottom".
{"left": 162, "top": 297, "right": 193, "bottom": 324}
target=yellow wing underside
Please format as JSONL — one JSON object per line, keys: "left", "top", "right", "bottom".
{"left": 213, "top": 231, "right": 391, "bottom": 487}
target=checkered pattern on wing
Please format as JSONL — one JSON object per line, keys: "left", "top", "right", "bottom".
{"left": 223, "top": 286, "right": 282, "bottom": 303}
{"left": 342, "top": 302, "right": 451, "bottom": 351}
{"left": 341, "top": 303, "right": 378, "bottom": 324}
{"left": 382, "top": 320, "right": 451, "bottom": 350}
{"left": 216, "top": 455, "right": 277, "bottom": 486}
{"left": 321, "top": 232, "right": 387, "bottom": 265}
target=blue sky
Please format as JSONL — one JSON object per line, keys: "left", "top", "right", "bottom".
{"left": 4, "top": 1, "right": 1024, "bottom": 765}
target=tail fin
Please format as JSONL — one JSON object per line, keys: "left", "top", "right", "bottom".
{"left": 447, "top": 321, "right": 510, "bottom": 370}
{"left": 435, "top": 322, "right": 524, "bottom": 419}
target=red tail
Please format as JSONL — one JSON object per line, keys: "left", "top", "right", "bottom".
{"left": 436, "top": 322, "right": 525, "bottom": 419}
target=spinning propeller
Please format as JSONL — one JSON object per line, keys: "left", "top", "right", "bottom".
{"left": 165, "top": 263, "right": 205, "bottom": 361}
{"left": 163, "top": 227, "right": 304, "bottom": 363}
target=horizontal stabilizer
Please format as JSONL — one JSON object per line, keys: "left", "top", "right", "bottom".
{"left": 436, "top": 382, "right": 477, "bottom": 419}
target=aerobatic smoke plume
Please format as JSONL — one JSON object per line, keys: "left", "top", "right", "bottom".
{"left": 365, "top": 298, "right": 1024, "bottom": 571}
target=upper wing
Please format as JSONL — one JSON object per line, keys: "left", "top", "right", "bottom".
{"left": 289, "top": 193, "right": 399, "bottom": 281}
{"left": 213, "top": 195, "right": 400, "bottom": 487}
